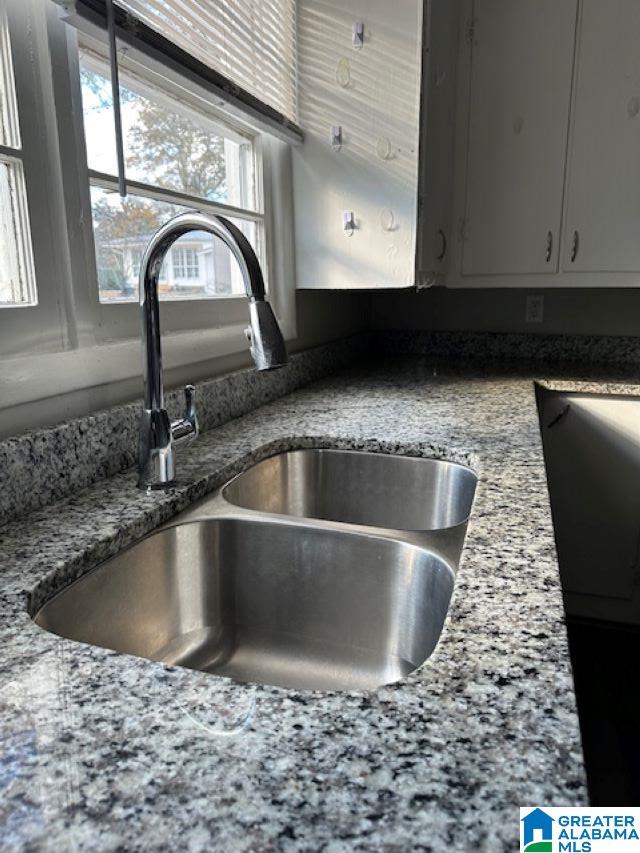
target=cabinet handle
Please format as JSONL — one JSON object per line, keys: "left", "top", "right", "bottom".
{"left": 545, "top": 230, "right": 553, "bottom": 263}
{"left": 436, "top": 229, "right": 447, "bottom": 261}
{"left": 571, "top": 230, "right": 580, "bottom": 263}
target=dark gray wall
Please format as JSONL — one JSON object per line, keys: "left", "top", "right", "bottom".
{"left": 370, "top": 287, "right": 640, "bottom": 337}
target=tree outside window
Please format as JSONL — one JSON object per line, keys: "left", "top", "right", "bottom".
{"left": 80, "top": 61, "right": 256, "bottom": 302}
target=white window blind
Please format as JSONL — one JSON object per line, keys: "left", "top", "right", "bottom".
{"left": 115, "top": 0, "right": 297, "bottom": 123}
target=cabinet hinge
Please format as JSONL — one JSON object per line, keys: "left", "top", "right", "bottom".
{"left": 458, "top": 217, "right": 469, "bottom": 242}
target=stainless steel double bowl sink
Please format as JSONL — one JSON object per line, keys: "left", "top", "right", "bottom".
{"left": 35, "top": 449, "right": 477, "bottom": 692}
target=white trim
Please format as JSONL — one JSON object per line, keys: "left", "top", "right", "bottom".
{"left": 445, "top": 271, "right": 640, "bottom": 289}
{"left": 259, "top": 133, "right": 296, "bottom": 339}
{"left": 88, "top": 170, "right": 264, "bottom": 222}
{"left": 0, "top": 0, "right": 73, "bottom": 356}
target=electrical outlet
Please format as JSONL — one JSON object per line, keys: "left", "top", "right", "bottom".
{"left": 525, "top": 294, "right": 544, "bottom": 324}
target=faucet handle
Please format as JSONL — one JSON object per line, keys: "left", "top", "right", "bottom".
{"left": 184, "top": 384, "right": 197, "bottom": 424}
{"left": 171, "top": 384, "right": 199, "bottom": 444}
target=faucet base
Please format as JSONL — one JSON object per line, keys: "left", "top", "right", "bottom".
{"left": 137, "top": 408, "right": 176, "bottom": 490}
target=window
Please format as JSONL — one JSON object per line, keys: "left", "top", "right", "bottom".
{"left": 79, "top": 47, "right": 263, "bottom": 304}
{"left": 172, "top": 248, "right": 199, "bottom": 280}
{"left": 0, "top": 2, "right": 36, "bottom": 308}
{"left": 0, "top": 0, "right": 296, "bottom": 421}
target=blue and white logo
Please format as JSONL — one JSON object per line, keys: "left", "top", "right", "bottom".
{"left": 521, "top": 808, "right": 554, "bottom": 852}
{"left": 520, "top": 807, "right": 640, "bottom": 852}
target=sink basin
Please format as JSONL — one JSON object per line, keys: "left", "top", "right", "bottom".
{"left": 35, "top": 517, "right": 454, "bottom": 691}
{"left": 223, "top": 449, "right": 476, "bottom": 531}
{"left": 34, "top": 448, "right": 477, "bottom": 692}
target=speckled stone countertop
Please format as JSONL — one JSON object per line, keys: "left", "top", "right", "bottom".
{"left": 0, "top": 357, "right": 599, "bottom": 851}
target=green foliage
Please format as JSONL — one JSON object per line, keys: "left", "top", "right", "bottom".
{"left": 92, "top": 195, "right": 165, "bottom": 239}
{"left": 82, "top": 66, "right": 229, "bottom": 292}
{"left": 81, "top": 68, "right": 227, "bottom": 200}
{"left": 127, "top": 100, "right": 227, "bottom": 200}
{"left": 92, "top": 196, "right": 167, "bottom": 293}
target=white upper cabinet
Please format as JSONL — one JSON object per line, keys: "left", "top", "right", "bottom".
{"left": 564, "top": 0, "right": 640, "bottom": 273}
{"left": 460, "top": 0, "right": 577, "bottom": 277}
{"left": 448, "top": 0, "right": 640, "bottom": 287}
{"left": 292, "top": 0, "right": 423, "bottom": 289}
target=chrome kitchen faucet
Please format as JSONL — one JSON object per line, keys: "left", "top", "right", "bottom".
{"left": 137, "top": 212, "right": 287, "bottom": 490}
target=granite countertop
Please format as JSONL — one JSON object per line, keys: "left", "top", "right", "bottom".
{"left": 0, "top": 358, "right": 597, "bottom": 851}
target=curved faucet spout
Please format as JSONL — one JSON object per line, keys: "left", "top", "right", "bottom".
{"left": 137, "top": 212, "right": 288, "bottom": 490}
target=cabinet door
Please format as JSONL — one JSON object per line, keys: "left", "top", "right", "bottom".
{"left": 461, "top": 0, "right": 577, "bottom": 276}
{"left": 417, "top": 0, "right": 461, "bottom": 282}
{"left": 564, "top": 0, "right": 640, "bottom": 273}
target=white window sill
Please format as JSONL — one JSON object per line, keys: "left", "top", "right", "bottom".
{"left": 0, "top": 323, "right": 260, "bottom": 410}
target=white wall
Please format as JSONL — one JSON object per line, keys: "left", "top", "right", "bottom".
{"left": 292, "top": 0, "right": 423, "bottom": 289}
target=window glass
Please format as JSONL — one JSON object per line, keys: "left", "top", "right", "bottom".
{"left": 0, "top": 5, "right": 19, "bottom": 149}
{"left": 90, "top": 186, "right": 256, "bottom": 302}
{"left": 0, "top": 6, "right": 35, "bottom": 308}
{"left": 80, "top": 63, "right": 255, "bottom": 209}
{"left": 0, "top": 160, "right": 36, "bottom": 306}
{"left": 80, "top": 55, "right": 261, "bottom": 305}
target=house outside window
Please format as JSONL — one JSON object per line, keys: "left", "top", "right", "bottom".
{"left": 173, "top": 247, "right": 199, "bottom": 280}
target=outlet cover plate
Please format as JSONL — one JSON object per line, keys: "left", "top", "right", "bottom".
{"left": 525, "top": 294, "right": 544, "bottom": 324}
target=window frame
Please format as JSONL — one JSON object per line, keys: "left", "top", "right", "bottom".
{"left": 76, "top": 35, "right": 273, "bottom": 337}
{"left": 0, "top": 1, "right": 38, "bottom": 311}
{"left": 0, "top": 0, "right": 74, "bottom": 357}
{"left": 0, "top": 0, "right": 296, "bottom": 358}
